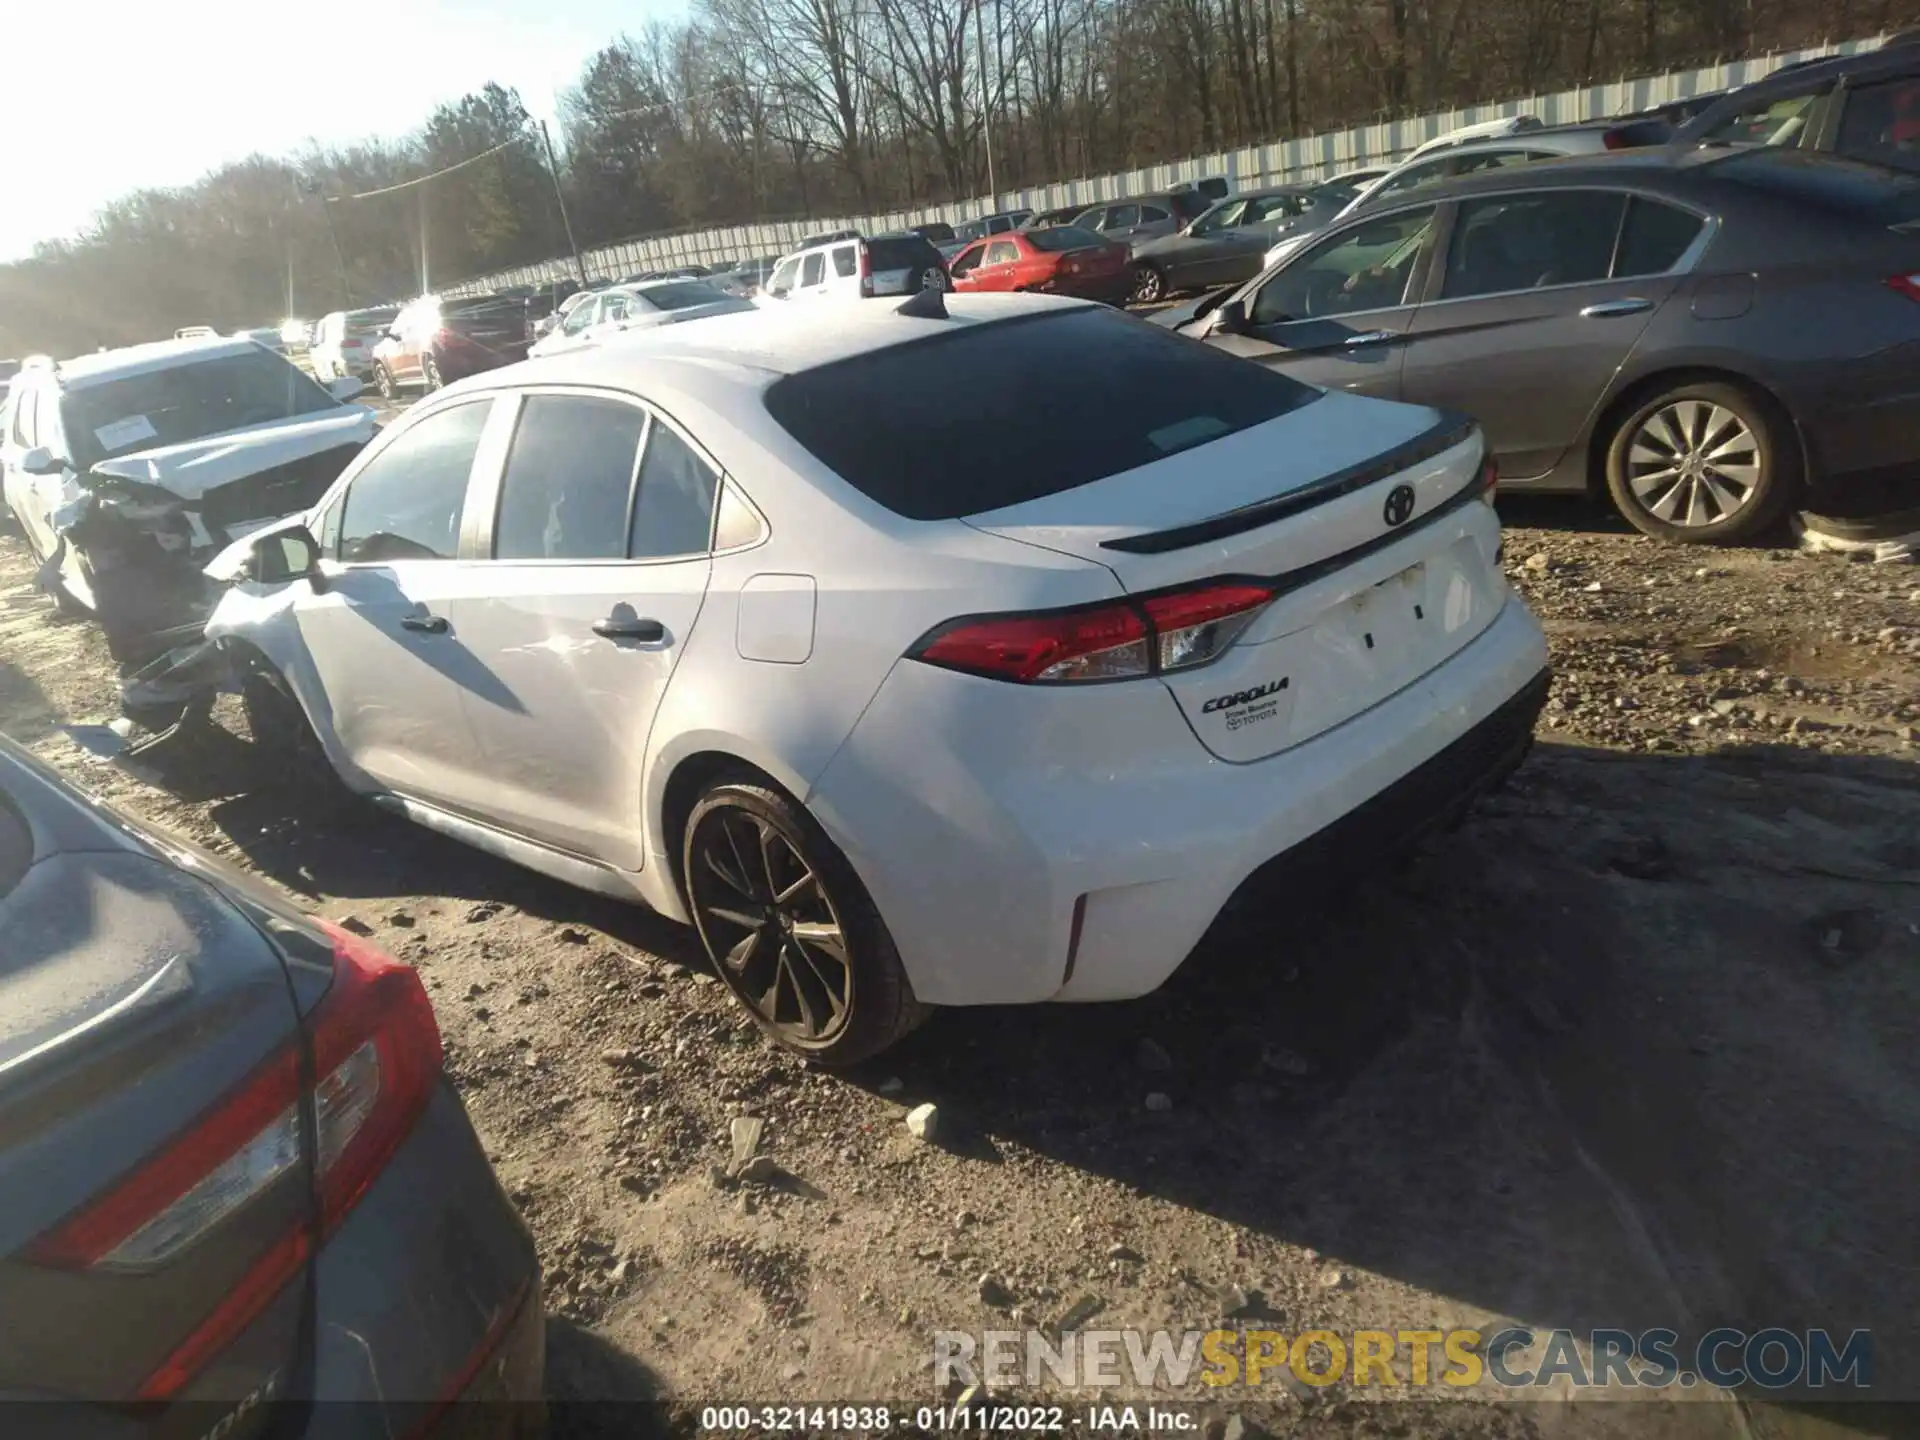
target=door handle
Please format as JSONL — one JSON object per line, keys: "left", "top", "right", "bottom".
{"left": 400, "top": 614, "right": 449, "bottom": 634}
{"left": 1344, "top": 330, "right": 1396, "bottom": 347}
{"left": 1580, "top": 298, "right": 1654, "bottom": 318}
{"left": 592, "top": 616, "right": 667, "bottom": 643}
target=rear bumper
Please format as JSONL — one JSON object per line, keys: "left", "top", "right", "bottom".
{"left": 808, "top": 594, "right": 1550, "bottom": 1007}
{"left": 1044, "top": 273, "right": 1132, "bottom": 302}
{"left": 300, "top": 1085, "right": 544, "bottom": 1425}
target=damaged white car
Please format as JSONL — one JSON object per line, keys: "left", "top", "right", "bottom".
{"left": 0, "top": 338, "right": 377, "bottom": 667}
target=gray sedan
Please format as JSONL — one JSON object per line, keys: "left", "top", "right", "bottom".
{"left": 0, "top": 735, "right": 544, "bottom": 1426}
{"left": 1126, "top": 184, "right": 1356, "bottom": 302}
{"left": 1165, "top": 147, "right": 1920, "bottom": 543}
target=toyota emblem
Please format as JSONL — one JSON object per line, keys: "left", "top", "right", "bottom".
{"left": 1382, "top": 484, "right": 1417, "bottom": 527}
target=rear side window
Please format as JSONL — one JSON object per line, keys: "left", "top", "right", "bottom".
{"left": 494, "top": 395, "right": 644, "bottom": 561}
{"left": 762, "top": 309, "right": 1322, "bottom": 521}
{"left": 1698, "top": 88, "right": 1826, "bottom": 147}
{"left": 1107, "top": 204, "right": 1141, "bottom": 228}
{"left": 338, "top": 400, "right": 488, "bottom": 563}
{"left": 1140, "top": 204, "right": 1172, "bottom": 223}
{"left": 629, "top": 420, "right": 720, "bottom": 559}
{"left": 832, "top": 246, "right": 858, "bottom": 278}
{"left": 986, "top": 241, "right": 1019, "bottom": 265}
{"left": 1834, "top": 78, "right": 1920, "bottom": 172}
{"left": 1441, "top": 191, "right": 1625, "bottom": 299}
{"left": 1711, "top": 150, "right": 1920, "bottom": 226}
{"left": 1613, "top": 197, "right": 1706, "bottom": 276}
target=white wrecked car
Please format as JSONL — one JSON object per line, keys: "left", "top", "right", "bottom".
{"left": 0, "top": 337, "right": 376, "bottom": 664}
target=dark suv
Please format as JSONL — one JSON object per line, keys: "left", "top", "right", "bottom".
{"left": 1672, "top": 38, "right": 1920, "bottom": 174}
{"left": 370, "top": 293, "right": 534, "bottom": 397}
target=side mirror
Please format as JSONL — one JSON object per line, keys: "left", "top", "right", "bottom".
{"left": 19, "top": 446, "right": 63, "bottom": 476}
{"left": 245, "top": 524, "right": 325, "bottom": 588}
{"left": 326, "top": 375, "right": 364, "bottom": 402}
{"left": 1213, "top": 300, "right": 1249, "bottom": 335}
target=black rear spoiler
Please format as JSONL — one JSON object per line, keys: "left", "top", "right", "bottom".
{"left": 1100, "top": 413, "right": 1478, "bottom": 555}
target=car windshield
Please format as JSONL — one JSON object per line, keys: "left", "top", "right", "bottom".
{"left": 763, "top": 308, "right": 1321, "bottom": 520}
{"left": 631, "top": 281, "right": 733, "bottom": 311}
{"left": 1025, "top": 226, "right": 1108, "bottom": 252}
{"left": 61, "top": 350, "right": 340, "bottom": 469}
{"left": 1712, "top": 149, "right": 1920, "bottom": 225}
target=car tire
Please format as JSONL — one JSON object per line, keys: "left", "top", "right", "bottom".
{"left": 239, "top": 653, "right": 345, "bottom": 799}
{"left": 1130, "top": 263, "right": 1166, "bottom": 305}
{"left": 919, "top": 267, "right": 950, "bottom": 293}
{"left": 375, "top": 364, "right": 396, "bottom": 401}
{"left": 1604, "top": 380, "right": 1798, "bottom": 545}
{"left": 683, "top": 775, "right": 929, "bottom": 1066}
{"left": 422, "top": 355, "right": 444, "bottom": 391}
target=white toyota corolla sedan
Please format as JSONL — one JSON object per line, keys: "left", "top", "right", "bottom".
{"left": 201, "top": 293, "right": 1549, "bottom": 1063}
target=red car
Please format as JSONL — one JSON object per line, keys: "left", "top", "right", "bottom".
{"left": 947, "top": 226, "right": 1132, "bottom": 302}
{"left": 371, "top": 293, "right": 535, "bottom": 398}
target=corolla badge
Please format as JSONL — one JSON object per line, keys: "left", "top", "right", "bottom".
{"left": 1382, "top": 483, "right": 1417, "bottom": 527}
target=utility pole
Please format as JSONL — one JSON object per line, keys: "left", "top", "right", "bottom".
{"left": 537, "top": 119, "right": 588, "bottom": 286}
{"left": 418, "top": 185, "right": 430, "bottom": 295}
{"left": 974, "top": 0, "right": 997, "bottom": 211}
{"left": 317, "top": 195, "right": 353, "bottom": 306}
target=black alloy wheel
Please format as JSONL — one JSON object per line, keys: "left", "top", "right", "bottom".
{"left": 683, "top": 778, "right": 926, "bottom": 1064}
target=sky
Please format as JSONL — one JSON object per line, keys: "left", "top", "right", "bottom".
{"left": 1, "top": 0, "right": 685, "bottom": 262}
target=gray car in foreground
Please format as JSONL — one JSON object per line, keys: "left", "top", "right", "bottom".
{"left": 0, "top": 736, "right": 543, "bottom": 1434}
{"left": 1166, "top": 146, "right": 1920, "bottom": 542}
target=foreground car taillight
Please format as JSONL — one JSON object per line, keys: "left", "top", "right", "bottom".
{"left": 912, "top": 580, "right": 1276, "bottom": 684}
{"left": 26, "top": 922, "right": 440, "bottom": 1401}
{"left": 1481, "top": 454, "right": 1499, "bottom": 505}
{"left": 1885, "top": 272, "right": 1920, "bottom": 303}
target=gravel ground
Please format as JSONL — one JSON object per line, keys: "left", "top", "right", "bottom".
{"left": 1, "top": 491, "right": 1916, "bottom": 1440}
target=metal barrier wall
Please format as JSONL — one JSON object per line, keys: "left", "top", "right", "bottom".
{"left": 447, "top": 34, "right": 1888, "bottom": 296}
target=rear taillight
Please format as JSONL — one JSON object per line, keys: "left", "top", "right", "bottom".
{"left": 912, "top": 580, "right": 1275, "bottom": 684}
{"left": 860, "top": 247, "right": 874, "bottom": 298}
{"left": 1481, "top": 454, "right": 1499, "bottom": 505}
{"left": 26, "top": 922, "right": 440, "bottom": 1401}
{"left": 1885, "top": 273, "right": 1920, "bottom": 303}
{"left": 1602, "top": 127, "right": 1631, "bottom": 150}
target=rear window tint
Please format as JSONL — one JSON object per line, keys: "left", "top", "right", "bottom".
{"left": 762, "top": 309, "right": 1322, "bottom": 521}
{"left": 867, "top": 237, "right": 936, "bottom": 269}
{"left": 1026, "top": 226, "right": 1108, "bottom": 252}
{"left": 1711, "top": 150, "right": 1920, "bottom": 225}
{"left": 1613, "top": 197, "right": 1706, "bottom": 276}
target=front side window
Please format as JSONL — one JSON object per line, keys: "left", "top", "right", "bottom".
{"left": 1106, "top": 204, "right": 1141, "bottom": 229}
{"left": 337, "top": 400, "right": 489, "bottom": 563}
{"left": 800, "top": 252, "right": 825, "bottom": 287}
{"left": 949, "top": 244, "right": 986, "bottom": 276}
{"left": 1252, "top": 205, "right": 1438, "bottom": 322}
{"left": 768, "top": 258, "right": 800, "bottom": 296}
{"left": 1140, "top": 204, "right": 1172, "bottom": 224}
{"left": 628, "top": 420, "right": 719, "bottom": 559}
{"left": 495, "top": 395, "right": 644, "bottom": 561}
{"left": 1440, "top": 191, "right": 1625, "bottom": 300}
{"left": 562, "top": 298, "right": 599, "bottom": 335}
{"left": 1245, "top": 194, "right": 1305, "bottom": 223}
{"left": 1188, "top": 201, "right": 1247, "bottom": 236}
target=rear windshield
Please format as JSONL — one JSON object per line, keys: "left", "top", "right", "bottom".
{"left": 62, "top": 351, "right": 340, "bottom": 469}
{"left": 867, "top": 236, "right": 937, "bottom": 269}
{"left": 634, "top": 281, "right": 732, "bottom": 311}
{"left": 1026, "top": 226, "right": 1108, "bottom": 252}
{"left": 763, "top": 308, "right": 1321, "bottom": 520}
{"left": 1711, "top": 150, "right": 1920, "bottom": 225}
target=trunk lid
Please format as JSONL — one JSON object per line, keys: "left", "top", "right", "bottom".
{"left": 965, "top": 392, "right": 1508, "bottom": 761}
{"left": 0, "top": 749, "right": 312, "bottom": 1410}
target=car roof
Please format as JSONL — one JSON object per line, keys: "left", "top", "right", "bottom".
{"left": 1350, "top": 143, "right": 1803, "bottom": 208}
{"left": 1676, "top": 44, "right": 1920, "bottom": 134}
{"left": 45, "top": 336, "right": 268, "bottom": 390}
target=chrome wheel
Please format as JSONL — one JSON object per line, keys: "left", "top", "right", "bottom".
{"left": 1626, "top": 401, "right": 1761, "bottom": 528}
{"left": 687, "top": 805, "right": 853, "bottom": 1045}
{"left": 1130, "top": 265, "right": 1165, "bottom": 304}
{"left": 375, "top": 364, "right": 395, "bottom": 400}
{"left": 923, "top": 268, "right": 949, "bottom": 292}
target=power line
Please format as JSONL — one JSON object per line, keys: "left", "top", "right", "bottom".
{"left": 325, "top": 134, "right": 532, "bottom": 202}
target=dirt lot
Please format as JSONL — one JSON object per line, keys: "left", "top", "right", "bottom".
{"left": 2, "top": 492, "right": 1917, "bottom": 1439}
